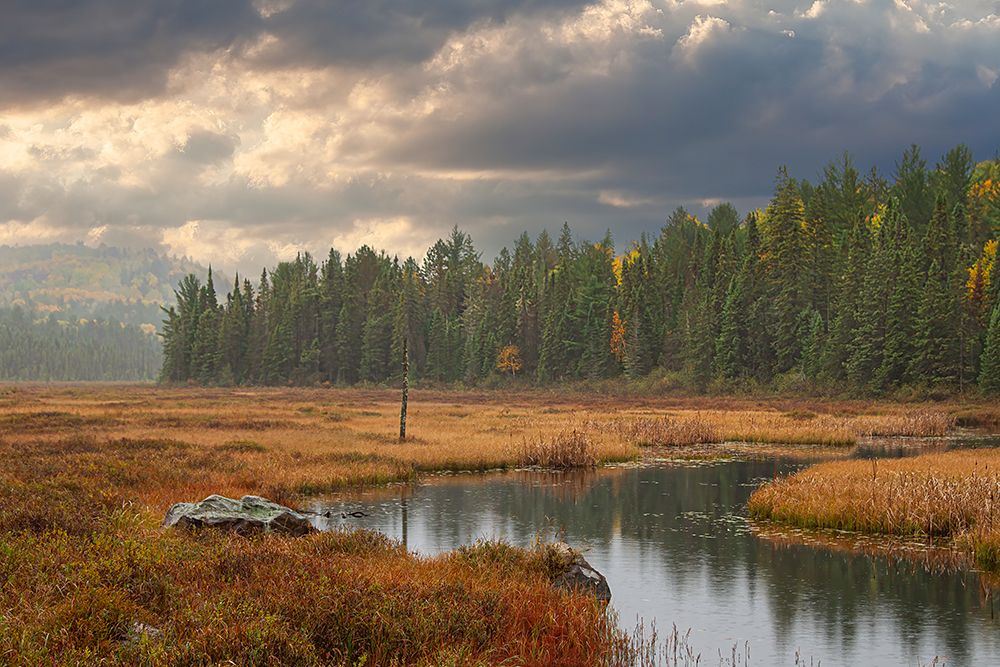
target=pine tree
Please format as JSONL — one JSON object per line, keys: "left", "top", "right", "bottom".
{"left": 910, "top": 258, "right": 961, "bottom": 386}
{"left": 799, "top": 308, "right": 824, "bottom": 379}
{"left": 715, "top": 274, "right": 744, "bottom": 380}
{"left": 318, "top": 250, "right": 343, "bottom": 383}
{"left": 873, "top": 203, "right": 920, "bottom": 391}
{"left": 821, "top": 216, "right": 870, "bottom": 383}
{"left": 764, "top": 168, "right": 808, "bottom": 372}
{"left": 980, "top": 303, "right": 1000, "bottom": 393}
{"left": 893, "top": 144, "right": 934, "bottom": 233}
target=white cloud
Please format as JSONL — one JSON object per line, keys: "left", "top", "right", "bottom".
{"left": 331, "top": 217, "right": 437, "bottom": 260}
{"left": 0, "top": 218, "right": 65, "bottom": 245}
{"left": 598, "top": 190, "right": 656, "bottom": 208}
{"left": 801, "top": 1, "right": 827, "bottom": 19}
{"left": 674, "top": 15, "right": 731, "bottom": 62}
{"left": 161, "top": 220, "right": 258, "bottom": 266}
{"left": 977, "top": 64, "right": 999, "bottom": 88}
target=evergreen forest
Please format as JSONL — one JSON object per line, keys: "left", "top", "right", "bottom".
{"left": 159, "top": 145, "right": 1000, "bottom": 395}
{"left": 0, "top": 307, "right": 162, "bottom": 381}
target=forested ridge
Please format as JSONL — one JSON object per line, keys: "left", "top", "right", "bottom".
{"left": 160, "top": 145, "right": 1000, "bottom": 395}
{"left": 0, "top": 243, "right": 212, "bottom": 328}
{"left": 0, "top": 307, "right": 161, "bottom": 381}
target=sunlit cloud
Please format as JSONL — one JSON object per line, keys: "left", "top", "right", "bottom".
{"left": 0, "top": 0, "right": 997, "bottom": 275}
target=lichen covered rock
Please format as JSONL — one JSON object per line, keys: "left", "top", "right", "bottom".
{"left": 163, "top": 494, "right": 315, "bottom": 536}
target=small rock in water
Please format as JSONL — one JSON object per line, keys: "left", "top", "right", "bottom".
{"left": 549, "top": 541, "right": 611, "bottom": 604}
{"left": 162, "top": 494, "right": 315, "bottom": 536}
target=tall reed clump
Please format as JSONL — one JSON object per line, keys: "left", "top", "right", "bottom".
{"left": 853, "top": 411, "right": 955, "bottom": 438}
{"left": 748, "top": 449, "right": 1000, "bottom": 571}
{"left": 518, "top": 430, "right": 596, "bottom": 468}
{"left": 616, "top": 415, "right": 720, "bottom": 447}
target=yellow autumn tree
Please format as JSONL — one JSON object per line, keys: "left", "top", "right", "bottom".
{"left": 495, "top": 344, "right": 523, "bottom": 377}
{"left": 967, "top": 239, "right": 997, "bottom": 316}
{"left": 610, "top": 310, "right": 626, "bottom": 362}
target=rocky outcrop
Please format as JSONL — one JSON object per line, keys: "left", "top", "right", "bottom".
{"left": 548, "top": 541, "right": 611, "bottom": 604}
{"left": 162, "top": 494, "right": 316, "bottom": 536}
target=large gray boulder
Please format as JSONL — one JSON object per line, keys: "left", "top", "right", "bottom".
{"left": 163, "top": 494, "right": 315, "bottom": 536}
{"left": 548, "top": 541, "right": 611, "bottom": 604}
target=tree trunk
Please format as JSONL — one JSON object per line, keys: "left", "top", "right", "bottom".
{"left": 399, "top": 338, "right": 408, "bottom": 440}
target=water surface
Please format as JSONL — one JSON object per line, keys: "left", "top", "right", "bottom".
{"left": 313, "top": 440, "right": 1000, "bottom": 666}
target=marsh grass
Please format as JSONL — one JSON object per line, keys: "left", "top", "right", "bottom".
{"left": 0, "top": 384, "right": 981, "bottom": 663}
{"left": 749, "top": 449, "right": 1000, "bottom": 571}
{"left": 517, "top": 430, "right": 596, "bottom": 468}
{"left": 0, "top": 523, "right": 627, "bottom": 666}
{"left": 616, "top": 415, "right": 720, "bottom": 446}
{"left": 614, "top": 408, "right": 955, "bottom": 448}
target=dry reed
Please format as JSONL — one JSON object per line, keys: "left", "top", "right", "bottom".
{"left": 517, "top": 430, "right": 596, "bottom": 468}
{"left": 749, "top": 449, "right": 1000, "bottom": 571}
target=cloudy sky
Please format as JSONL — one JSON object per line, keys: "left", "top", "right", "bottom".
{"left": 1, "top": 0, "right": 997, "bottom": 274}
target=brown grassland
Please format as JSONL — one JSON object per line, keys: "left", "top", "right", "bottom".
{"left": 749, "top": 449, "right": 1000, "bottom": 573}
{"left": 1, "top": 383, "right": 998, "bottom": 664}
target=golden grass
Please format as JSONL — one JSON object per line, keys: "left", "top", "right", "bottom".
{"left": 748, "top": 449, "right": 1000, "bottom": 571}
{"left": 516, "top": 430, "right": 597, "bottom": 468}
{"left": 602, "top": 408, "right": 954, "bottom": 448}
{"left": 0, "top": 383, "right": 983, "bottom": 662}
{"left": 0, "top": 520, "right": 628, "bottom": 665}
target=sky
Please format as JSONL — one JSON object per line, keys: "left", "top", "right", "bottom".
{"left": 0, "top": 0, "right": 998, "bottom": 275}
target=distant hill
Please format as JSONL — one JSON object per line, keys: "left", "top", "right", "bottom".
{"left": 0, "top": 244, "right": 217, "bottom": 330}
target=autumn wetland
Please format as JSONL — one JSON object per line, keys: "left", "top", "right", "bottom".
{"left": 0, "top": 385, "right": 998, "bottom": 665}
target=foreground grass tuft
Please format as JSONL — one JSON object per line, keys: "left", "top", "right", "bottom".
{"left": 1, "top": 522, "right": 628, "bottom": 665}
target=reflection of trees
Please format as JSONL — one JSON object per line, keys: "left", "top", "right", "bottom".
{"left": 317, "top": 460, "right": 1000, "bottom": 663}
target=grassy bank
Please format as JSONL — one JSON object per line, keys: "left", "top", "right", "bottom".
{"left": 0, "top": 521, "right": 626, "bottom": 665}
{"left": 0, "top": 384, "right": 987, "bottom": 662}
{"left": 748, "top": 449, "right": 1000, "bottom": 572}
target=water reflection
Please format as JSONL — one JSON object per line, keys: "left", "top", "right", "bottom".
{"left": 312, "top": 452, "right": 1000, "bottom": 666}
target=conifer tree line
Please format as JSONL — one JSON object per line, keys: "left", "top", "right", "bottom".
{"left": 160, "top": 145, "right": 1000, "bottom": 394}
{"left": 0, "top": 307, "right": 161, "bottom": 381}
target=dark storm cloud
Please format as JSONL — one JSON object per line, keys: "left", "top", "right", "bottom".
{"left": 0, "top": 0, "right": 589, "bottom": 106}
{"left": 252, "top": 0, "right": 590, "bottom": 69}
{"left": 1, "top": 0, "right": 999, "bottom": 273}
{"left": 0, "top": 0, "right": 262, "bottom": 106}
{"left": 381, "top": 5, "right": 999, "bottom": 208}
{"left": 174, "top": 131, "right": 239, "bottom": 164}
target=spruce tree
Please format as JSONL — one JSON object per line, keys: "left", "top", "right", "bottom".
{"left": 764, "top": 168, "right": 808, "bottom": 372}
{"left": 980, "top": 303, "right": 1000, "bottom": 393}
{"left": 874, "top": 203, "right": 920, "bottom": 391}
{"left": 715, "top": 274, "right": 745, "bottom": 380}
{"left": 909, "top": 258, "right": 961, "bottom": 386}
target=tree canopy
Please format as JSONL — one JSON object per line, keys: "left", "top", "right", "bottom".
{"left": 160, "top": 145, "right": 1000, "bottom": 395}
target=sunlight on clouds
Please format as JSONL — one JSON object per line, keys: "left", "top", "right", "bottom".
{"left": 800, "top": 1, "right": 827, "bottom": 19}
{"left": 331, "top": 217, "right": 438, "bottom": 260}
{"left": 0, "top": 0, "right": 998, "bottom": 277}
{"left": 0, "top": 219, "right": 64, "bottom": 245}
{"left": 554, "top": 0, "right": 663, "bottom": 43}
{"left": 674, "top": 15, "right": 731, "bottom": 62}
{"left": 161, "top": 220, "right": 258, "bottom": 266}
{"left": 598, "top": 190, "right": 655, "bottom": 208}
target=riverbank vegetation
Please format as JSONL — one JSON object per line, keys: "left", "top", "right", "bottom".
{"left": 0, "top": 386, "right": 638, "bottom": 664}
{"left": 0, "top": 384, "right": 994, "bottom": 662}
{"left": 749, "top": 449, "right": 1000, "bottom": 572}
